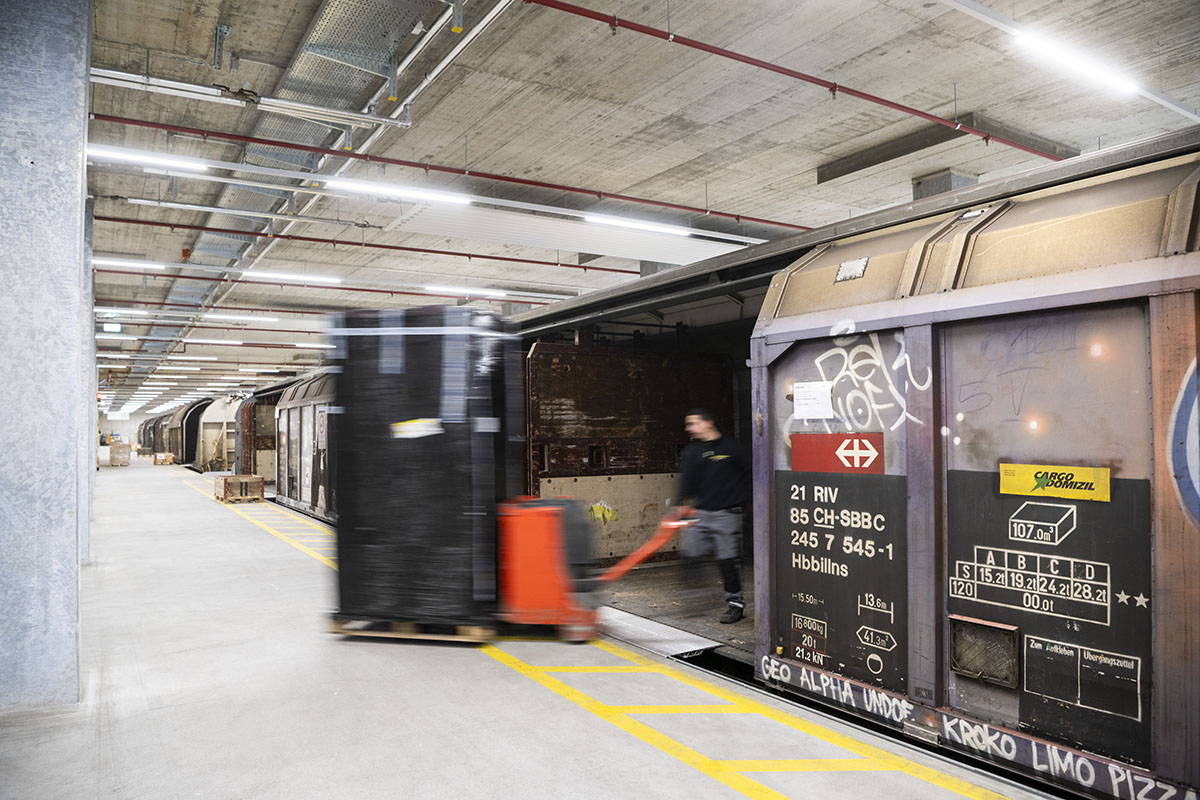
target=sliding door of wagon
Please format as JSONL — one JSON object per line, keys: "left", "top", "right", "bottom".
{"left": 941, "top": 303, "right": 1153, "bottom": 766}
{"left": 770, "top": 330, "right": 914, "bottom": 694}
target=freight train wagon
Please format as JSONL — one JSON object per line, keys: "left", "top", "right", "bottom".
{"left": 273, "top": 370, "right": 336, "bottom": 523}
{"left": 188, "top": 396, "right": 241, "bottom": 473}
{"left": 750, "top": 143, "right": 1200, "bottom": 799}
{"left": 166, "top": 399, "right": 212, "bottom": 465}
{"left": 233, "top": 379, "right": 298, "bottom": 488}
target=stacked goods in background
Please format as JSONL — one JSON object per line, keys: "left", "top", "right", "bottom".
{"left": 331, "top": 307, "right": 524, "bottom": 627}
{"left": 108, "top": 442, "right": 130, "bottom": 466}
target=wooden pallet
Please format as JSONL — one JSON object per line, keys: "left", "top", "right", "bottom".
{"left": 331, "top": 618, "right": 496, "bottom": 643}
{"left": 218, "top": 495, "right": 262, "bottom": 504}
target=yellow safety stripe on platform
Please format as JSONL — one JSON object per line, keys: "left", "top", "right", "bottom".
{"left": 170, "top": 470, "right": 338, "bottom": 570}
{"left": 482, "top": 641, "right": 1015, "bottom": 800}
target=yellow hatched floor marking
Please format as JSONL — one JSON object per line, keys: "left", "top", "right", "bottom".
{"left": 169, "top": 471, "right": 338, "bottom": 570}
{"left": 482, "top": 640, "right": 1016, "bottom": 800}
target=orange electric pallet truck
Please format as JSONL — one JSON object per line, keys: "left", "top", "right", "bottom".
{"left": 497, "top": 499, "right": 694, "bottom": 641}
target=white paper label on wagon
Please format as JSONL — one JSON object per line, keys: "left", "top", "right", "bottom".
{"left": 835, "top": 257, "right": 868, "bottom": 282}
{"left": 389, "top": 418, "right": 444, "bottom": 439}
{"left": 794, "top": 381, "right": 835, "bottom": 419}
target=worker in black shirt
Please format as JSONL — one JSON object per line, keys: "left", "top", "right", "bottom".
{"left": 676, "top": 408, "right": 750, "bottom": 624}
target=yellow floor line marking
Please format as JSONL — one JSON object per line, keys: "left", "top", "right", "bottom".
{"left": 539, "top": 665, "right": 658, "bottom": 673}
{"left": 719, "top": 759, "right": 891, "bottom": 773}
{"left": 170, "top": 474, "right": 338, "bottom": 570}
{"left": 608, "top": 704, "right": 746, "bottom": 715}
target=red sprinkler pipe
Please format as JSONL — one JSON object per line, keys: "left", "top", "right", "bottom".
{"left": 89, "top": 114, "right": 811, "bottom": 231}
{"left": 523, "top": 0, "right": 1063, "bottom": 162}
{"left": 94, "top": 215, "right": 639, "bottom": 275}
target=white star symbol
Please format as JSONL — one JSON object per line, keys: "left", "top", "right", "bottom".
{"left": 1116, "top": 590, "right": 1130, "bottom": 605}
{"left": 1134, "top": 593, "right": 1149, "bottom": 608}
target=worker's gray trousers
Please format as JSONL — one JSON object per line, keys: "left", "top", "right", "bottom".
{"left": 682, "top": 509, "right": 744, "bottom": 608}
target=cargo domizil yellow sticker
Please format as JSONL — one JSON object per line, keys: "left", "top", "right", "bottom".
{"left": 999, "top": 463, "right": 1111, "bottom": 502}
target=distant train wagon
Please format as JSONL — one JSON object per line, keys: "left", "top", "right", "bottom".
{"left": 274, "top": 370, "right": 336, "bottom": 523}
{"left": 234, "top": 380, "right": 297, "bottom": 487}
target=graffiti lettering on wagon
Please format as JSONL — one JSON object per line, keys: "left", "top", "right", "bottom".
{"left": 811, "top": 332, "right": 932, "bottom": 432}
{"left": 959, "top": 320, "right": 1080, "bottom": 416}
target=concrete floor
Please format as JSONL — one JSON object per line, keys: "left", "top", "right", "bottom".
{"left": 0, "top": 457, "right": 1057, "bottom": 800}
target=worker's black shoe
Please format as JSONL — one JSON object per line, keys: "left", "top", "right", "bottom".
{"left": 719, "top": 604, "right": 743, "bottom": 624}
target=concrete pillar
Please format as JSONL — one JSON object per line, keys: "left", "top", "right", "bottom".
{"left": 0, "top": 0, "right": 92, "bottom": 710}
{"left": 912, "top": 168, "right": 977, "bottom": 201}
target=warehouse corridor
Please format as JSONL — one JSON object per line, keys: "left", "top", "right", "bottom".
{"left": 0, "top": 459, "right": 1053, "bottom": 800}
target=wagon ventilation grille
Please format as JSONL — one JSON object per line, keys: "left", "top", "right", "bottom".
{"left": 949, "top": 615, "right": 1019, "bottom": 688}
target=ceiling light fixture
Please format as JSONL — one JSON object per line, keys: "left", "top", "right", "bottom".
{"left": 425, "top": 285, "right": 507, "bottom": 297}
{"left": 94, "top": 306, "right": 150, "bottom": 315}
{"left": 582, "top": 214, "right": 696, "bottom": 237}
{"left": 239, "top": 368, "right": 280, "bottom": 373}
{"left": 102, "top": 322, "right": 122, "bottom": 333}
{"left": 86, "top": 143, "right": 210, "bottom": 173}
{"left": 203, "top": 313, "right": 280, "bottom": 322}
{"left": 1012, "top": 30, "right": 1139, "bottom": 95}
{"left": 295, "top": 343, "right": 335, "bottom": 349}
{"left": 324, "top": 177, "right": 471, "bottom": 206}
{"left": 93, "top": 258, "right": 169, "bottom": 271}
{"left": 241, "top": 270, "right": 342, "bottom": 285}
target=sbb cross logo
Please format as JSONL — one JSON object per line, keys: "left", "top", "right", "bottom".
{"left": 836, "top": 437, "right": 879, "bottom": 469}
{"left": 791, "top": 433, "right": 885, "bottom": 475}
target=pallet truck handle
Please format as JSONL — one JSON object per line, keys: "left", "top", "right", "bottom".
{"left": 596, "top": 507, "right": 694, "bottom": 584}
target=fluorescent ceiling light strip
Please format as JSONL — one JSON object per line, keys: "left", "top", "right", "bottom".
{"left": 582, "top": 214, "right": 695, "bottom": 237}
{"left": 204, "top": 313, "right": 280, "bottom": 322}
{"left": 324, "top": 177, "right": 471, "bottom": 206}
{"left": 93, "top": 258, "right": 169, "bottom": 271}
{"left": 87, "top": 144, "right": 209, "bottom": 173}
{"left": 94, "top": 306, "right": 149, "bottom": 315}
{"left": 239, "top": 368, "right": 280, "bottom": 373}
{"left": 1011, "top": 30, "right": 1138, "bottom": 95}
{"left": 241, "top": 270, "right": 341, "bottom": 284}
{"left": 295, "top": 343, "right": 335, "bottom": 349}
{"left": 426, "top": 285, "right": 506, "bottom": 298}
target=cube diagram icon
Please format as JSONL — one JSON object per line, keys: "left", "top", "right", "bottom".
{"left": 1008, "top": 502, "right": 1076, "bottom": 545}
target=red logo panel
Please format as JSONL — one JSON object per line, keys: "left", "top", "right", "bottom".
{"left": 791, "top": 432, "right": 885, "bottom": 474}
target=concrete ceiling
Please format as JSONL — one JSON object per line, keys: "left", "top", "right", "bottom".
{"left": 87, "top": 0, "right": 1200, "bottom": 412}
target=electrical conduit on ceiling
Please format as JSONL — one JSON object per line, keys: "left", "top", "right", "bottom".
{"left": 521, "top": 0, "right": 1064, "bottom": 161}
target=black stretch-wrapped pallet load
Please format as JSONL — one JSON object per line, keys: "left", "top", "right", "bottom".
{"left": 331, "top": 307, "right": 524, "bottom": 625}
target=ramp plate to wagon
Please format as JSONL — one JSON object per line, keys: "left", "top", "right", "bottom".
{"left": 599, "top": 607, "right": 720, "bottom": 658}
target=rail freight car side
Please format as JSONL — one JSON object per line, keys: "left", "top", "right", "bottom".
{"left": 752, "top": 149, "right": 1200, "bottom": 798}
{"left": 274, "top": 371, "right": 336, "bottom": 523}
